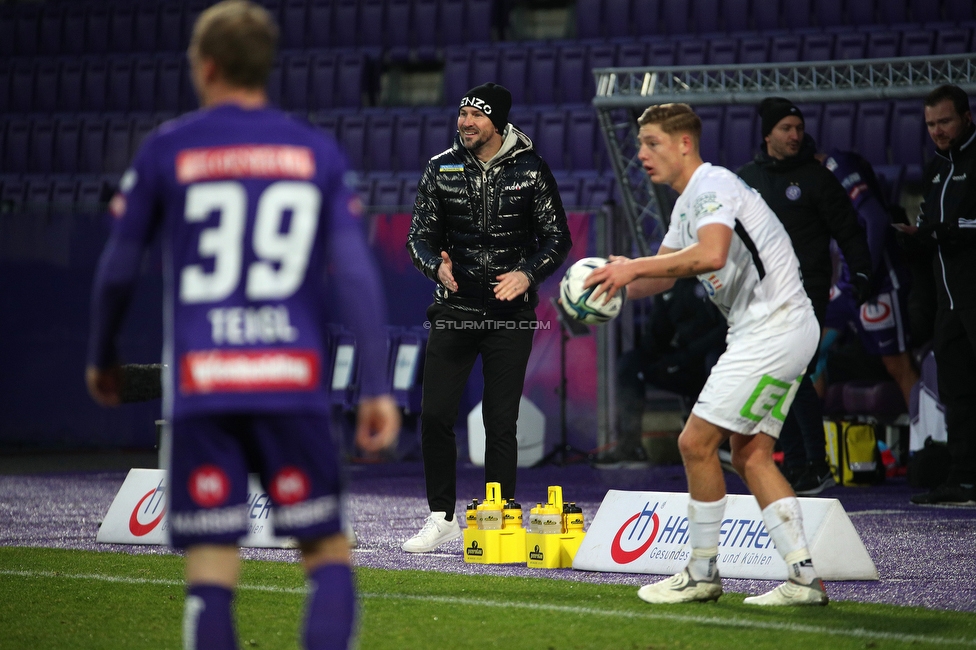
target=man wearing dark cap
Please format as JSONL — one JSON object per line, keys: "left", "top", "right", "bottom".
{"left": 738, "top": 97, "right": 873, "bottom": 496}
{"left": 403, "top": 82, "right": 572, "bottom": 552}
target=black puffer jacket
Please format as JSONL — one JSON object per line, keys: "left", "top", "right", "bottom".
{"left": 407, "top": 126, "right": 572, "bottom": 315}
{"left": 737, "top": 134, "right": 872, "bottom": 319}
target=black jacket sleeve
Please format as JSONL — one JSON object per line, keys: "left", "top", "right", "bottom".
{"left": 819, "top": 167, "right": 872, "bottom": 280}
{"left": 513, "top": 159, "right": 572, "bottom": 286}
{"left": 406, "top": 161, "right": 446, "bottom": 283}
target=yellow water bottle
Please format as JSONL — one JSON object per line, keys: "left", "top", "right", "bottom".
{"left": 477, "top": 482, "right": 503, "bottom": 530}
{"left": 566, "top": 503, "right": 584, "bottom": 533}
{"left": 503, "top": 499, "right": 523, "bottom": 529}
{"left": 466, "top": 499, "right": 479, "bottom": 529}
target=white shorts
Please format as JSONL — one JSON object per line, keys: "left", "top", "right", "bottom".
{"left": 692, "top": 302, "right": 819, "bottom": 438}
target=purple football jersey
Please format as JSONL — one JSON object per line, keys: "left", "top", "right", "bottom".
{"left": 89, "top": 104, "right": 389, "bottom": 419}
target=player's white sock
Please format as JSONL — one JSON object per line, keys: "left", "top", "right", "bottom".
{"left": 686, "top": 496, "right": 726, "bottom": 581}
{"left": 761, "top": 496, "right": 818, "bottom": 585}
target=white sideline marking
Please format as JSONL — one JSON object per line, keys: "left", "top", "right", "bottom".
{"left": 2, "top": 569, "right": 974, "bottom": 647}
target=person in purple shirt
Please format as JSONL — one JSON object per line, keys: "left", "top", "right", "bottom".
{"left": 818, "top": 150, "right": 919, "bottom": 408}
{"left": 85, "top": 2, "right": 399, "bottom": 649}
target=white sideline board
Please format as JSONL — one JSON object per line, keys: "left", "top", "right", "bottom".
{"left": 96, "top": 468, "right": 293, "bottom": 548}
{"left": 572, "top": 490, "right": 878, "bottom": 581}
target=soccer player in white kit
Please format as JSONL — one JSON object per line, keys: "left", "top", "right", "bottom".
{"left": 585, "top": 103, "right": 828, "bottom": 606}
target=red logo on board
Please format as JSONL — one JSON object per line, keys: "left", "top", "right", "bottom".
{"left": 128, "top": 488, "right": 167, "bottom": 536}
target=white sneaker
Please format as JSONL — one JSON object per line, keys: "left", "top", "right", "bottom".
{"left": 743, "top": 578, "right": 829, "bottom": 606}
{"left": 401, "top": 512, "right": 461, "bottom": 553}
{"left": 637, "top": 568, "right": 723, "bottom": 604}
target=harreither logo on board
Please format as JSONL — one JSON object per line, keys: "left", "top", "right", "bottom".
{"left": 128, "top": 477, "right": 168, "bottom": 537}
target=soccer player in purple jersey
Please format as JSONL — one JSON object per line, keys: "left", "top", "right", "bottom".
{"left": 85, "top": 2, "right": 400, "bottom": 649}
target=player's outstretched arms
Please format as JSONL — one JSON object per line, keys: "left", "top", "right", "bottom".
{"left": 355, "top": 395, "right": 401, "bottom": 454}
{"left": 86, "top": 365, "right": 122, "bottom": 407}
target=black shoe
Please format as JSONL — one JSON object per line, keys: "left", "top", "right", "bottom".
{"left": 910, "top": 482, "right": 976, "bottom": 506}
{"left": 779, "top": 464, "right": 804, "bottom": 485}
{"left": 792, "top": 465, "right": 836, "bottom": 496}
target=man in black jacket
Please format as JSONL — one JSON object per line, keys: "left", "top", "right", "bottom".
{"left": 402, "top": 83, "right": 572, "bottom": 551}
{"left": 902, "top": 85, "right": 976, "bottom": 506}
{"left": 738, "top": 98, "right": 873, "bottom": 496}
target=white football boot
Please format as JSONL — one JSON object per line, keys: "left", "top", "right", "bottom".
{"left": 637, "top": 568, "right": 723, "bottom": 604}
{"left": 401, "top": 512, "right": 462, "bottom": 553}
{"left": 743, "top": 578, "right": 829, "bottom": 606}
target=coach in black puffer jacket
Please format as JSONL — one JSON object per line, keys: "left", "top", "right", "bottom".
{"left": 402, "top": 84, "right": 571, "bottom": 554}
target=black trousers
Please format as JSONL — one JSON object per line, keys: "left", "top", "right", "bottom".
{"left": 780, "top": 295, "right": 828, "bottom": 471}
{"left": 933, "top": 305, "right": 976, "bottom": 485}
{"left": 420, "top": 303, "right": 535, "bottom": 515}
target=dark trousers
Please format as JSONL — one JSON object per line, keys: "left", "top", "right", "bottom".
{"left": 934, "top": 305, "right": 976, "bottom": 485}
{"left": 780, "top": 295, "right": 828, "bottom": 471}
{"left": 420, "top": 304, "right": 535, "bottom": 515}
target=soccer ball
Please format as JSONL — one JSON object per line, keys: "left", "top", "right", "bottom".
{"left": 559, "top": 257, "right": 626, "bottom": 325}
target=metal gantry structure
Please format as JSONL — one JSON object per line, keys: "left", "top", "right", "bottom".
{"left": 593, "top": 54, "right": 976, "bottom": 254}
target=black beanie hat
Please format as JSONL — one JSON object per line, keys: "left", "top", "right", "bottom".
{"left": 758, "top": 97, "right": 804, "bottom": 137}
{"left": 460, "top": 83, "right": 512, "bottom": 133}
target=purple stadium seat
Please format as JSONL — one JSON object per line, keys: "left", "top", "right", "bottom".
{"left": 575, "top": 0, "right": 602, "bottom": 39}
{"left": 80, "top": 118, "right": 107, "bottom": 174}
{"left": 10, "top": 60, "right": 34, "bottom": 113}
{"left": 723, "top": 0, "right": 750, "bottom": 32}
{"left": 586, "top": 44, "right": 615, "bottom": 99}
{"left": 56, "top": 61, "right": 83, "bottom": 113}
{"left": 33, "top": 60, "right": 59, "bottom": 112}
{"left": 280, "top": 0, "right": 307, "bottom": 49}
{"left": 412, "top": 0, "right": 439, "bottom": 48}
{"left": 579, "top": 173, "right": 614, "bottom": 208}
{"left": 0, "top": 177, "right": 25, "bottom": 210}
{"left": 722, "top": 106, "right": 757, "bottom": 169}
{"left": 357, "top": 0, "right": 384, "bottom": 47}
{"left": 880, "top": 0, "right": 908, "bottom": 24}
{"left": 770, "top": 35, "right": 801, "bottom": 63}
{"left": 331, "top": 0, "right": 357, "bottom": 48}
{"left": 935, "top": 28, "right": 971, "bottom": 55}
{"left": 365, "top": 113, "right": 395, "bottom": 172}
{"left": 752, "top": 0, "right": 780, "bottom": 31}
{"left": 617, "top": 42, "right": 646, "bottom": 68}
{"left": 184, "top": 0, "right": 209, "bottom": 51}
{"left": 866, "top": 31, "right": 899, "bottom": 59}
{"left": 508, "top": 107, "right": 537, "bottom": 140}
{"left": 819, "top": 103, "right": 856, "bottom": 154}
{"left": 648, "top": 41, "right": 676, "bottom": 67}
{"left": 536, "top": 111, "right": 567, "bottom": 171}
{"left": 801, "top": 33, "right": 834, "bottom": 61}
{"left": 283, "top": 53, "right": 310, "bottom": 111}
{"left": 51, "top": 177, "right": 78, "bottom": 214}
{"left": 54, "top": 117, "right": 81, "bottom": 174}
{"left": 834, "top": 33, "right": 867, "bottom": 60}
{"left": 793, "top": 102, "right": 822, "bottom": 143}
{"left": 552, "top": 173, "right": 581, "bottom": 209}
{"left": 945, "top": 0, "right": 975, "bottom": 20}
{"left": 306, "top": 0, "right": 334, "bottom": 49}
{"left": 133, "top": 4, "right": 159, "bottom": 53}
{"left": 696, "top": 106, "right": 722, "bottom": 165}
{"left": 422, "top": 112, "right": 455, "bottom": 157}
{"left": 384, "top": 0, "right": 410, "bottom": 48}
{"left": 662, "top": 0, "right": 689, "bottom": 34}
{"left": 676, "top": 40, "right": 706, "bottom": 67}
{"left": 132, "top": 57, "right": 157, "bottom": 112}
{"left": 39, "top": 6, "right": 63, "bottom": 55}
{"left": 308, "top": 52, "right": 336, "bottom": 110}
{"left": 692, "top": 0, "right": 720, "bottom": 33}
{"left": 738, "top": 37, "right": 769, "bottom": 64}
{"left": 633, "top": 0, "right": 661, "bottom": 34}
{"left": 354, "top": 177, "right": 374, "bottom": 206}
{"left": 87, "top": 5, "right": 110, "bottom": 55}
{"left": 900, "top": 30, "right": 934, "bottom": 58}
{"left": 605, "top": 0, "right": 632, "bottom": 38}
{"left": 28, "top": 118, "right": 55, "bottom": 174}
{"left": 15, "top": 4, "right": 40, "bottom": 56}
{"left": 339, "top": 114, "right": 367, "bottom": 170}
{"left": 130, "top": 115, "right": 156, "bottom": 160}
{"left": 842, "top": 380, "right": 906, "bottom": 420}
{"left": 108, "top": 3, "right": 135, "bottom": 54}
{"left": 443, "top": 47, "right": 471, "bottom": 106}
{"left": 528, "top": 47, "right": 557, "bottom": 105}
{"left": 465, "top": 0, "right": 494, "bottom": 44}
{"left": 399, "top": 172, "right": 421, "bottom": 207}
{"left": 707, "top": 38, "right": 738, "bottom": 65}
{"left": 394, "top": 113, "right": 424, "bottom": 172}
{"left": 873, "top": 164, "right": 904, "bottom": 207}
{"left": 557, "top": 45, "right": 586, "bottom": 104}
{"left": 372, "top": 177, "right": 403, "bottom": 209}
{"left": 266, "top": 60, "right": 282, "bottom": 107}
{"left": 156, "top": 55, "right": 183, "bottom": 112}
{"left": 106, "top": 57, "right": 134, "bottom": 113}
{"left": 83, "top": 58, "right": 109, "bottom": 112}
{"left": 909, "top": 0, "right": 941, "bottom": 23}
{"left": 308, "top": 111, "right": 340, "bottom": 137}
{"left": 440, "top": 0, "right": 466, "bottom": 47}
{"left": 335, "top": 52, "right": 365, "bottom": 108}
{"left": 470, "top": 48, "right": 500, "bottom": 86}
{"left": 0, "top": 62, "right": 9, "bottom": 114}
{"left": 104, "top": 117, "right": 133, "bottom": 174}
{"left": 815, "top": 0, "right": 843, "bottom": 27}
{"left": 76, "top": 176, "right": 105, "bottom": 213}
{"left": 854, "top": 101, "right": 892, "bottom": 166}
{"left": 499, "top": 47, "right": 529, "bottom": 105}
{"left": 157, "top": 3, "right": 184, "bottom": 51}
{"left": 890, "top": 99, "right": 925, "bottom": 168}
{"left": 566, "top": 106, "right": 597, "bottom": 171}
{"left": 847, "top": 0, "right": 876, "bottom": 26}
{"left": 782, "top": 0, "right": 812, "bottom": 29}
{"left": 26, "top": 177, "right": 52, "bottom": 215}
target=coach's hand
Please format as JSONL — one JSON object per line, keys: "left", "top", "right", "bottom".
{"left": 86, "top": 365, "right": 122, "bottom": 407}
{"left": 494, "top": 270, "right": 530, "bottom": 301}
{"left": 437, "top": 251, "right": 458, "bottom": 293}
{"left": 356, "top": 395, "right": 401, "bottom": 454}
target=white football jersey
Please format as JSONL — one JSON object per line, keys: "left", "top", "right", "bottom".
{"left": 661, "top": 163, "right": 810, "bottom": 331}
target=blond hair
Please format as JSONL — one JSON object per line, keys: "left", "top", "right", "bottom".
{"left": 638, "top": 103, "right": 702, "bottom": 148}
{"left": 188, "top": 0, "right": 278, "bottom": 89}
